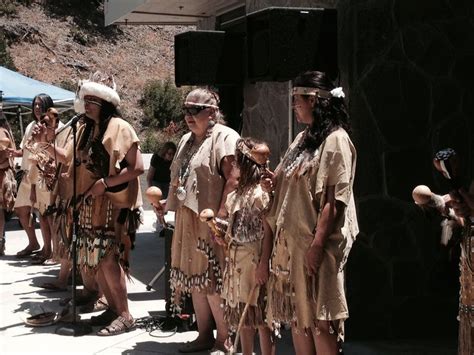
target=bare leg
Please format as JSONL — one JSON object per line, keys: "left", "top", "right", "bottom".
{"left": 38, "top": 215, "right": 52, "bottom": 258}
{"left": 96, "top": 252, "right": 131, "bottom": 320}
{"left": 240, "top": 326, "right": 256, "bottom": 355}
{"left": 0, "top": 208, "right": 5, "bottom": 239}
{"left": 55, "top": 258, "right": 71, "bottom": 288}
{"left": 191, "top": 290, "right": 215, "bottom": 344}
{"left": 15, "top": 206, "right": 39, "bottom": 251}
{"left": 207, "top": 293, "right": 229, "bottom": 349}
{"left": 0, "top": 209, "right": 5, "bottom": 255}
{"left": 80, "top": 268, "right": 99, "bottom": 296}
{"left": 258, "top": 326, "right": 275, "bottom": 355}
{"left": 312, "top": 321, "right": 338, "bottom": 355}
{"left": 292, "top": 324, "right": 316, "bottom": 355}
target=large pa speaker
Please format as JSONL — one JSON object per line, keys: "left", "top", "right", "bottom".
{"left": 247, "top": 7, "right": 338, "bottom": 82}
{"left": 175, "top": 30, "right": 244, "bottom": 86}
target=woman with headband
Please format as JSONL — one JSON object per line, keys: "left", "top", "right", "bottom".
{"left": 68, "top": 72, "right": 143, "bottom": 336}
{"left": 165, "top": 88, "right": 240, "bottom": 353}
{"left": 262, "top": 71, "right": 358, "bottom": 354}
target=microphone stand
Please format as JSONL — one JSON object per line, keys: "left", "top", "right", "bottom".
{"left": 56, "top": 118, "right": 92, "bottom": 336}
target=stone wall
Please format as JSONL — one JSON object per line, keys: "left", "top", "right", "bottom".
{"left": 339, "top": 0, "right": 474, "bottom": 341}
{"left": 242, "top": 0, "right": 339, "bottom": 164}
{"left": 197, "top": 0, "right": 474, "bottom": 342}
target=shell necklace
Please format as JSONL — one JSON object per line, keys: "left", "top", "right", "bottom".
{"left": 281, "top": 130, "right": 308, "bottom": 178}
{"left": 176, "top": 129, "right": 212, "bottom": 201}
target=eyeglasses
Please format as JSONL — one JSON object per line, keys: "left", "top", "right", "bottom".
{"left": 182, "top": 105, "right": 208, "bottom": 117}
{"left": 84, "top": 98, "right": 102, "bottom": 107}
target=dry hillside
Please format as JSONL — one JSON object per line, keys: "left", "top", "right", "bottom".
{"left": 0, "top": 1, "right": 190, "bottom": 135}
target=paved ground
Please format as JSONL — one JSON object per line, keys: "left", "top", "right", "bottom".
{"left": 0, "top": 210, "right": 298, "bottom": 355}
{"left": 0, "top": 160, "right": 458, "bottom": 355}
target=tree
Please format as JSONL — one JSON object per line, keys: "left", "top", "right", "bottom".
{"left": 140, "top": 78, "right": 184, "bottom": 128}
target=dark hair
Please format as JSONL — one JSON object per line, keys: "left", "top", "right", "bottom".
{"left": 31, "top": 93, "right": 54, "bottom": 121}
{"left": 293, "top": 71, "right": 351, "bottom": 152}
{"left": 160, "top": 141, "right": 177, "bottom": 157}
{"left": 79, "top": 99, "right": 122, "bottom": 150}
{"left": 235, "top": 137, "right": 268, "bottom": 192}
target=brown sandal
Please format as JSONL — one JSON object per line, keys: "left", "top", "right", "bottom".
{"left": 88, "top": 308, "right": 117, "bottom": 326}
{"left": 96, "top": 316, "right": 135, "bottom": 336}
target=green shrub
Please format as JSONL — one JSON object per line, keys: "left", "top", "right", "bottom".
{"left": 140, "top": 78, "right": 184, "bottom": 129}
{"left": 0, "top": 0, "right": 18, "bottom": 16}
{"left": 0, "top": 33, "right": 16, "bottom": 70}
{"left": 56, "top": 78, "right": 77, "bottom": 92}
{"left": 140, "top": 121, "right": 186, "bottom": 154}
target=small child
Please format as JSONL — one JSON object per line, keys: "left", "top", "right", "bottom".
{"left": 221, "top": 137, "right": 275, "bottom": 355}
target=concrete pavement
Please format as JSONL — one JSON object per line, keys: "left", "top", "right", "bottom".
{"left": 0, "top": 209, "right": 457, "bottom": 355}
{"left": 0, "top": 211, "right": 205, "bottom": 354}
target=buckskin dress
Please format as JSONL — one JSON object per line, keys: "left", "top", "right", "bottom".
{"left": 266, "top": 127, "right": 358, "bottom": 341}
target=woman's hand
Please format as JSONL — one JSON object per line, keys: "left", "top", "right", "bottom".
{"left": 153, "top": 200, "right": 166, "bottom": 220}
{"left": 304, "top": 244, "right": 324, "bottom": 276}
{"left": 84, "top": 178, "right": 107, "bottom": 200}
{"left": 449, "top": 188, "right": 474, "bottom": 218}
{"left": 260, "top": 169, "right": 275, "bottom": 193}
{"left": 7, "top": 148, "right": 21, "bottom": 158}
{"left": 32, "top": 122, "right": 47, "bottom": 141}
{"left": 211, "top": 232, "right": 227, "bottom": 247}
{"left": 255, "top": 260, "right": 270, "bottom": 285}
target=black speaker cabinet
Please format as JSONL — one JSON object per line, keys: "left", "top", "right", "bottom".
{"left": 175, "top": 30, "right": 244, "bottom": 86}
{"left": 247, "top": 7, "right": 338, "bottom": 82}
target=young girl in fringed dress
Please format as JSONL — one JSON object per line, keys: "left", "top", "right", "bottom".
{"left": 220, "top": 137, "right": 275, "bottom": 355}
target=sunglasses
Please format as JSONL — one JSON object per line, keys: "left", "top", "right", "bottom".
{"left": 84, "top": 98, "right": 103, "bottom": 107}
{"left": 49, "top": 112, "right": 59, "bottom": 118}
{"left": 182, "top": 105, "right": 208, "bottom": 117}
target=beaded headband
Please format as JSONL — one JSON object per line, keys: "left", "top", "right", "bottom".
{"left": 237, "top": 140, "right": 270, "bottom": 166}
{"left": 292, "top": 86, "right": 332, "bottom": 99}
{"left": 184, "top": 102, "right": 219, "bottom": 109}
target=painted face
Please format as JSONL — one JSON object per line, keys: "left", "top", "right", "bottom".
{"left": 33, "top": 98, "right": 43, "bottom": 120}
{"left": 183, "top": 102, "right": 213, "bottom": 137}
{"left": 292, "top": 94, "right": 315, "bottom": 125}
{"left": 84, "top": 95, "right": 102, "bottom": 121}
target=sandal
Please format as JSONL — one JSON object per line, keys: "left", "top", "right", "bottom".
{"left": 31, "top": 255, "right": 50, "bottom": 265}
{"left": 38, "top": 282, "right": 68, "bottom": 292}
{"left": 25, "top": 311, "right": 60, "bottom": 327}
{"left": 79, "top": 298, "right": 108, "bottom": 314}
{"left": 96, "top": 316, "right": 135, "bottom": 336}
{"left": 89, "top": 308, "right": 117, "bottom": 326}
{"left": 16, "top": 248, "right": 40, "bottom": 258}
{"left": 178, "top": 339, "right": 215, "bottom": 353}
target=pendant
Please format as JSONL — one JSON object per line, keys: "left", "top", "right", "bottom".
{"left": 176, "top": 186, "right": 187, "bottom": 201}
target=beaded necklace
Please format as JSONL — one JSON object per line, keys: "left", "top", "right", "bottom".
{"left": 176, "top": 127, "right": 213, "bottom": 201}
{"left": 229, "top": 184, "right": 266, "bottom": 244}
{"left": 280, "top": 129, "right": 308, "bottom": 178}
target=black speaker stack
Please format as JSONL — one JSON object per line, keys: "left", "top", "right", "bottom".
{"left": 175, "top": 7, "right": 338, "bottom": 86}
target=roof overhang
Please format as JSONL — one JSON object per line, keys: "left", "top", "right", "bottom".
{"left": 104, "top": 0, "right": 245, "bottom": 26}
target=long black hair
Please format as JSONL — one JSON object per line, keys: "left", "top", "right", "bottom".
{"left": 78, "top": 99, "right": 121, "bottom": 151}
{"left": 293, "top": 71, "right": 351, "bottom": 152}
{"left": 31, "top": 93, "right": 54, "bottom": 121}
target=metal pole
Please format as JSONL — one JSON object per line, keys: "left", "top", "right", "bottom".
{"left": 17, "top": 105, "right": 23, "bottom": 137}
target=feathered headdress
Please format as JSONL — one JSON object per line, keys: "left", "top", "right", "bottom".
{"left": 74, "top": 71, "right": 120, "bottom": 113}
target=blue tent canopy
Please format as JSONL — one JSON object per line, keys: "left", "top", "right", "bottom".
{"left": 0, "top": 66, "right": 75, "bottom": 111}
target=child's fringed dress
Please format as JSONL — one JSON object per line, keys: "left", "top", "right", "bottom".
{"left": 222, "top": 184, "right": 270, "bottom": 331}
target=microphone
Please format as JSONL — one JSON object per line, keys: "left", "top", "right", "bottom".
{"left": 56, "top": 113, "right": 84, "bottom": 135}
